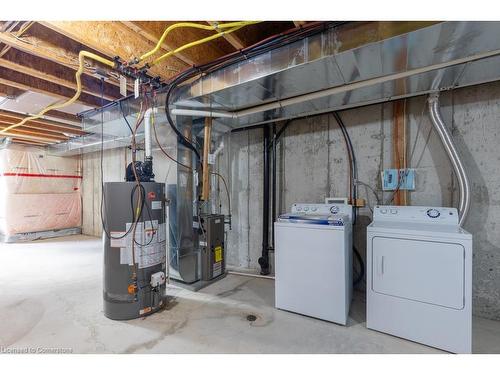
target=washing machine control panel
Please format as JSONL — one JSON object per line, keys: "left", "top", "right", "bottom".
{"left": 373, "top": 205, "right": 458, "bottom": 224}
{"left": 291, "top": 203, "right": 352, "bottom": 220}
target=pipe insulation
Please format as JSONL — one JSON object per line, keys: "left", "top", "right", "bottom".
{"left": 428, "top": 93, "right": 471, "bottom": 226}
{"left": 144, "top": 107, "right": 157, "bottom": 159}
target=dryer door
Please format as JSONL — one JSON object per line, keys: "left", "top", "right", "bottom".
{"left": 372, "top": 236, "right": 465, "bottom": 310}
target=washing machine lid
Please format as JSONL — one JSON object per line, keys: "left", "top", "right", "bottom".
{"left": 290, "top": 203, "right": 353, "bottom": 221}
{"left": 278, "top": 213, "right": 347, "bottom": 226}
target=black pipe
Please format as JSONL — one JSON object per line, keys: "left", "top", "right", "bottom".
{"left": 258, "top": 126, "right": 271, "bottom": 275}
{"left": 332, "top": 112, "right": 357, "bottom": 225}
{"left": 271, "top": 123, "right": 277, "bottom": 250}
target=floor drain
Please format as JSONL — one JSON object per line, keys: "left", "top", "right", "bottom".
{"left": 246, "top": 314, "right": 257, "bottom": 322}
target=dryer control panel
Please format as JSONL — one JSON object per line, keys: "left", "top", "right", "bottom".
{"left": 291, "top": 203, "right": 353, "bottom": 220}
{"left": 373, "top": 205, "right": 459, "bottom": 225}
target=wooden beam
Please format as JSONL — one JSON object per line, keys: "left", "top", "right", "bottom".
{"left": 45, "top": 111, "right": 80, "bottom": 124}
{"left": 0, "top": 28, "right": 94, "bottom": 73}
{"left": 0, "top": 120, "right": 69, "bottom": 139}
{"left": 0, "top": 118, "right": 82, "bottom": 137}
{"left": 0, "top": 21, "right": 34, "bottom": 59}
{"left": 0, "top": 110, "right": 84, "bottom": 134}
{"left": 392, "top": 99, "right": 408, "bottom": 206}
{"left": 293, "top": 21, "right": 308, "bottom": 27}
{"left": 0, "top": 82, "right": 24, "bottom": 98}
{"left": 121, "top": 21, "right": 195, "bottom": 66}
{"left": 10, "top": 138, "right": 52, "bottom": 146}
{"left": 201, "top": 117, "right": 212, "bottom": 201}
{"left": 40, "top": 21, "right": 188, "bottom": 80}
{"left": 0, "top": 57, "right": 118, "bottom": 102}
{"left": 0, "top": 27, "right": 122, "bottom": 91}
{"left": 206, "top": 21, "right": 245, "bottom": 50}
{"left": 1, "top": 48, "right": 121, "bottom": 101}
{"left": 0, "top": 127, "right": 65, "bottom": 142}
{"left": 0, "top": 66, "right": 109, "bottom": 108}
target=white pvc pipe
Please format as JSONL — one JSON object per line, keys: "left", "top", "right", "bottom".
{"left": 144, "top": 107, "right": 157, "bottom": 159}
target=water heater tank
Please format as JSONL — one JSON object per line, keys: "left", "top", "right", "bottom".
{"left": 103, "top": 181, "right": 167, "bottom": 320}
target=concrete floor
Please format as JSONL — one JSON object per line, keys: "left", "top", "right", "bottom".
{"left": 1, "top": 235, "right": 500, "bottom": 354}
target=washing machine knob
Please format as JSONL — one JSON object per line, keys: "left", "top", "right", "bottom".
{"left": 330, "top": 205, "right": 339, "bottom": 214}
{"left": 426, "top": 208, "right": 441, "bottom": 218}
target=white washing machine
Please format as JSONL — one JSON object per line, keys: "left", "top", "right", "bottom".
{"left": 275, "top": 203, "right": 353, "bottom": 325}
{"left": 367, "top": 205, "right": 472, "bottom": 353}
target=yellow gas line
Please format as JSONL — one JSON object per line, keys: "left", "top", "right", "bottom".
{"left": 150, "top": 25, "right": 245, "bottom": 67}
{"left": 139, "top": 21, "right": 260, "bottom": 63}
{"left": 0, "top": 22, "right": 259, "bottom": 135}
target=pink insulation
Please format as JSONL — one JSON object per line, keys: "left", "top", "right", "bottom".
{"left": 0, "top": 145, "right": 82, "bottom": 236}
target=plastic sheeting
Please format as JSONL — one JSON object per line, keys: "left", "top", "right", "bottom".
{"left": 0, "top": 144, "right": 82, "bottom": 238}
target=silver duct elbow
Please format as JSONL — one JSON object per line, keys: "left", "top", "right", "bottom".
{"left": 428, "top": 93, "right": 471, "bottom": 226}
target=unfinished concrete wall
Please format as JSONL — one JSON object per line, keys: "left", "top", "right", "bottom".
{"left": 216, "top": 81, "right": 500, "bottom": 321}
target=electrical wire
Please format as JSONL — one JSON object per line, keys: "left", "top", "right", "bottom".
{"left": 353, "top": 246, "right": 365, "bottom": 286}
{"left": 161, "top": 22, "right": 340, "bottom": 171}
{"left": 151, "top": 102, "right": 193, "bottom": 170}
{"left": 330, "top": 111, "right": 365, "bottom": 284}
{"left": 331, "top": 112, "right": 357, "bottom": 223}
{"left": 211, "top": 171, "right": 231, "bottom": 217}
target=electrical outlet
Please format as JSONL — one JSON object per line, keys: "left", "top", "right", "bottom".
{"left": 382, "top": 169, "right": 415, "bottom": 191}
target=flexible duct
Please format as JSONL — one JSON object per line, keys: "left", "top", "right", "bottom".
{"left": 428, "top": 93, "right": 471, "bottom": 226}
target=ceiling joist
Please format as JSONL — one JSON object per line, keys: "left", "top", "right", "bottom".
{"left": 40, "top": 21, "right": 188, "bottom": 80}
{"left": 0, "top": 54, "right": 119, "bottom": 102}
{"left": 0, "top": 67, "right": 109, "bottom": 108}
{"left": 0, "top": 111, "right": 85, "bottom": 135}
{"left": 206, "top": 21, "right": 246, "bottom": 50}
{"left": 121, "top": 21, "right": 195, "bottom": 66}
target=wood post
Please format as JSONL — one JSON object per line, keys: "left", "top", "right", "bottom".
{"left": 201, "top": 117, "right": 212, "bottom": 201}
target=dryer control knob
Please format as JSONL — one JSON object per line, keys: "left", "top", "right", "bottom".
{"left": 427, "top": 208, "right": 441, "bottom": 218}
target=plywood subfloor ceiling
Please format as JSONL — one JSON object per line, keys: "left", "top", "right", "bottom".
{"left": 0, "top": 21, "right": 297, "bottom": 145}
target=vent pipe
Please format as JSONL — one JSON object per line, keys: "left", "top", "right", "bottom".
{"left": 428, "top": 93, "right": 471, "bottom": 226}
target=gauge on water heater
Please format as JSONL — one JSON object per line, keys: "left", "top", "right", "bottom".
{"left": 330, "top": 205, "right": 339, "bottom": 214}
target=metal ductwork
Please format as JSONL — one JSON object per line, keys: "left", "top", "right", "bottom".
{"left": 172, "top": 21, "right": 500, "bottom": 132}
{"left": 428, "top": 93, "right": 471, "bottom": 226}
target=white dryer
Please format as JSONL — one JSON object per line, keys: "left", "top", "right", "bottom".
{"left": 275, "top": 203, "right": 353, "bottom": 325}
{"left": 367, "top": 205, "right": 472, "bottom": 353}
